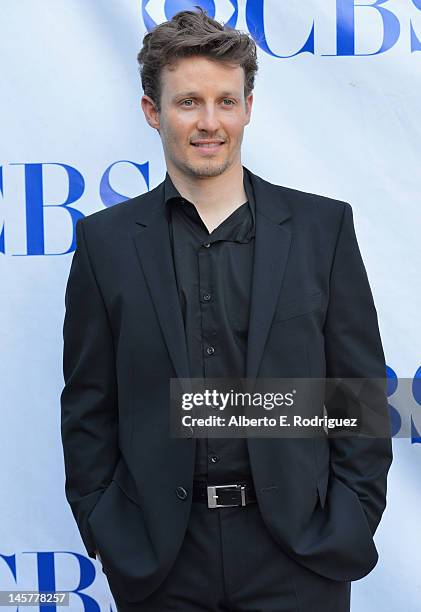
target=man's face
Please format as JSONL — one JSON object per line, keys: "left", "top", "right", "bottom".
{"left": 142, "top": 55, "right": 253, "bottom": 179}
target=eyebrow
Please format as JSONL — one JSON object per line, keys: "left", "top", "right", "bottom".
{"left": 172, "top": 91, "right": 240, "bottom": 100}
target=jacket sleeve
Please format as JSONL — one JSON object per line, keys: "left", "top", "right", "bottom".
{"left": 60, "top": 218, "right": 120, "bottom": 559}
{"left": 323, "top": 202, "right": 393, "bottom": 535}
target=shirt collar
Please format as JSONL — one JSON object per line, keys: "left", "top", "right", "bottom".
{"left": 163, "top": 167, "right": 256, "bottom": 230}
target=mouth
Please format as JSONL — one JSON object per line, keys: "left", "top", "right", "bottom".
{"left": 191, "top": 141, "right": 225, "bottom": 152}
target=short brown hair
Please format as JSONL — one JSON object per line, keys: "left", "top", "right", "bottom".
{"left": 137, "top": 6, "right": 258, "bottom": 112}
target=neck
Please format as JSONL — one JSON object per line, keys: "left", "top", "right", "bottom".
{"left": 166, "top": 160, "right": 247, "bottom": 216}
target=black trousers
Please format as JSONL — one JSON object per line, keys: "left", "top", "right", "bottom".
{"left": 113, "top": 500, "right": 351, "bottom": 611}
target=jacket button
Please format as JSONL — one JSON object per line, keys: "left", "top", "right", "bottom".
{"left": 175, "top": 486, "right": 188, "bottom": 500}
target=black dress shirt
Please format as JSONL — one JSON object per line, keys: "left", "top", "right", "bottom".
{"left": 164, "top": 168, "right": 256, "bottom": 483}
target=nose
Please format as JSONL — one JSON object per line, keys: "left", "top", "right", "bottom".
{"left": 196, "top": 103, "right": 221, "bottom": 133}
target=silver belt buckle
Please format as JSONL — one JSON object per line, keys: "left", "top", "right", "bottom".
{"left": 207, "top": 484, "right": 246, "bottom": 508}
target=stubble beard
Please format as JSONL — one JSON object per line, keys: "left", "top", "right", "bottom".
{"left": 174, "top": 143, "right": 235, "bottom": 179}
{"left": 162, "top": 129, "right": 236, "bottom": 178}
{"left": 184, "top": 157, "right": 232, "bottom": 178}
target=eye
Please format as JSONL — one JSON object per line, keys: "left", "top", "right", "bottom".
{"left": 222, "top": 99, "right": 235, "bottom": 106}
{"left": 181, "top": 99, "right": 194, "bottom": 107}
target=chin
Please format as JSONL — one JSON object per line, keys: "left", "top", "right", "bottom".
{"left": 185, "top": 158, "right": 232, "bottom": 178}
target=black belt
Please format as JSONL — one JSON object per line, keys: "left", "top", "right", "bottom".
{"left": 192, "top": 480, "right": 257, "bottom": 508}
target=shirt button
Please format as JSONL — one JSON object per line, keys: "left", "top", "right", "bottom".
{"left": 206, "top": 346, "right": 215, "bottom": 355}
{"left": 209, "top": 455, "right": 220, "bottom": 464}
{"left": 175, "top": 486, "right": 188, "bottom": 500}
{"left": 203, "top": 293, "right": 211, "bottom": 301}
{"left": 203, "top": 241, "right": 211, "bottom": 248}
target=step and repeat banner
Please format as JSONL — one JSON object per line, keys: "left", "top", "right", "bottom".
{"left": 1, "top": 1, "right": 420, "bottom": 610}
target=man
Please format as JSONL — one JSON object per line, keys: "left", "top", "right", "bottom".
{"left": 60, "top": 7, "right": 392, "bottom": 611}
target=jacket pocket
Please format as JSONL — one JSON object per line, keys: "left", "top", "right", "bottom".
{"left": 111, "top": 456, "right": 142, "bottom": 508}
{"left": 272, "top": 291, "right": 322, "bottom": 324}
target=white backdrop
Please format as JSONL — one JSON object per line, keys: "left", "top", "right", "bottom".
{"left": 1, "top": 1, "right": 420, "bottom": 610}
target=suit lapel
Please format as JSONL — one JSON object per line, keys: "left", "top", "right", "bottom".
{"left": 244, "top": 168, "right": 292, "bottom": 382}
{"left": 132, "top": 185, "right": 191, "bottom": 381}
{"left": 131, "top": 168, "right": 292, "bottom": 384}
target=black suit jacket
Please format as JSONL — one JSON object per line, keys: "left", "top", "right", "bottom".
{"left": 60, "top": 166, "right": 392, "bottom": 603}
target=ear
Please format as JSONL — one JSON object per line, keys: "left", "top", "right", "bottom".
{"left": 244, "top": 93, "right": 253, "bottom": 125}
{"left": 141, "top": 95, "right": 160, "bottom": 130}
